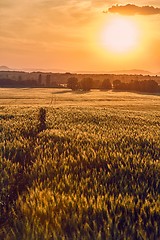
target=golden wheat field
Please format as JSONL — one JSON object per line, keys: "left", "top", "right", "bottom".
{"left": 0, "top": 88, "right": 160, "bottom": 240}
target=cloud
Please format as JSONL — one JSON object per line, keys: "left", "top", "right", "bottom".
{"left": 106, "top": 4, "right": 160, "bottom": 15}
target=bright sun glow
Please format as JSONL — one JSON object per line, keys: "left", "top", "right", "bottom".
{"left": 101, "top": 17, "right": 139, "bottom": 54}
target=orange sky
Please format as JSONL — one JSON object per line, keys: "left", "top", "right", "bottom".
{"left": 0, "top": 0, "right": 160, "bottom": 73}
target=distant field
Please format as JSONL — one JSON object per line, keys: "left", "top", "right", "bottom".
{"left": 0, "top": 88, "right": 160, "bottom": 239}
{"left": 0, "top": 87, "right": 160, "bottom": 109}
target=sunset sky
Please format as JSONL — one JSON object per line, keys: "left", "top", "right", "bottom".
{"left": 0, "top": 0, "right": 160, "bottom": 73}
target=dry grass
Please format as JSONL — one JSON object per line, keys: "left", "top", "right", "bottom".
{"left": 0, "top": 88, "right": 160, "bottom": 239}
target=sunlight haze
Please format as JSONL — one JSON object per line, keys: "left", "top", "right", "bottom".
{"left": 0, "top": 0, "right": 160, "bottom": 72}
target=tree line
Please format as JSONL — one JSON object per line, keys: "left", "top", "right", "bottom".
{"left": 67, "top": 77, "right": 112, "bottom": 91}
{"left": 0, "top": 75, "right": 159, "bottom": 93}
{"left": 112, "top": 79, "right": 160, "bottom": 93}
{"left": 67, "top": 77, "right": 160, "bottom": 93}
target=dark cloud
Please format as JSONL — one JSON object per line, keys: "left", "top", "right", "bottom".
{"left": 106, "top": 4, "right": 160, "bottom": 15}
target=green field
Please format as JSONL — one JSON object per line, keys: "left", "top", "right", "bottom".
{"left": 0, "top": 88, "right": 160, "bottom": 239}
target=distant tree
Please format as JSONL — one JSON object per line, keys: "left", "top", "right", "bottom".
{"left": 112, "top": 79, "right": 160, "bottom": 93}
{"left": 67, "top": 77, "right": 78, "bottom": 91}
{"left": 128, "top": 80, "right": 159, "bottom": 93}
{"left": 38, "top": 74, "right": 42, "bottom": 86}
{"left": 144, "top": 80, "right": 159, "bottom": 92}
{"left": 101, "top": 79, "right": 112, "bottom": 90}
{"left": 80, "top": 77, "right": 93, "bottom": 91}
{"left": 18, "top": 75, "right": 22, "bottom": 81}
{"left": 113, "top": 80, "right": 122, "bottom": 90}
{"left": 46, "top": 75, "right": 51, "bottom": 87}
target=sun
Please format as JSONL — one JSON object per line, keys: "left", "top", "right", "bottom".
{"left": 101, "top": 17, "right": 139, "bottom": 54}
